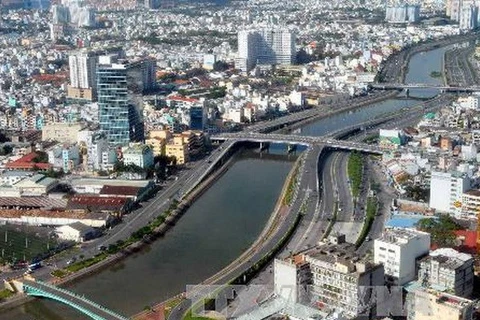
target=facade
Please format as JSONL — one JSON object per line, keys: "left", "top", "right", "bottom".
{"left": 374, "top": 228, "right": 430, "bottom": 285}
{"left": 55, "top": 222, "right": 97, "bottom": 242}
{"left": 77, "top": 130, "right": 109, "bottom": 171}
{"left": 385, "top": 5, "right": 420, "bottom": 23}
{"left": 47, "top": 144, "right": 80, "bottom": 172}
{"left": 97, "top": 56, "right": 156, "bottom": 146}
{"left": 407, "top": 288, "right": 474, "bottom": 320}
{"left": 69, "top": 50, "right": 98, "bottom": 90}
{"left": 461, "top": 189, "right": 480, "bottom": 217}
{"left": 236, "top": 29, "right": 296, "bottom": 72}
{"left": 300, "top": 241, "right": 384, "bottom": 318}
{"left": 145, "top": 130, "right": 171, "bottom": 156}
{"left": 429, "top": 171, "right": 470, "bottom": 215}
{"left": 42, "top": 122, "right": 84, "bottom": 143}
{"left": 459, "top": 3, "right": 478, "bottom": 30}
{"left": 13, "top": 174, "right": 58, "bottom": 196}
{"left": 274, "top": 256, "right": 311, "bottom": 304}
{"left": 68, "top": 48, "right": 124, "bottom": 101}
{"left": 122, "top": 144, "right": 154, "bottom": 169}
{"left": 418, "top": 248, "right": 474, "bottom": 298}
{"left": 165, "top": 143, "right": 188, "bottom": 164}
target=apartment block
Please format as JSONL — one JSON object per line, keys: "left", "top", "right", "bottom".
{"left": 429, "top": 171, "right": 470, "bottom": 215}
{"left": 461, "top": 189, "right": 480, "bottom": 217}
{"left": 418, "top": 248, "right": 474, "bottom": 298}
{"left": 374, "top": 228, "right": 430, "bottom": 285}
{"left": 302, "top": 241, "right": 384, "bottom": 318}
{"left": 236, "top": 28, "right": 296, "bottom": 72}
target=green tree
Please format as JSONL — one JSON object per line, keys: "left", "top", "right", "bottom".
{"left": 416, "top": 215, "right": 462, "bottom": 247}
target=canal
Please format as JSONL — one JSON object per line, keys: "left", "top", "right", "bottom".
{"left": 0, "top": 45, "right": 448, "bottom": 319}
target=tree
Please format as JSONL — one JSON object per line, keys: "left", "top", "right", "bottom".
{"left": 32, "top": 151, "right": 48, "bottom": 163}
{"left": 416, "top": 215, "right": 462, "bottom": 247}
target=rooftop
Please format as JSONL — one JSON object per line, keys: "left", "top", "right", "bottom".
{"left": 5, "top": 152, "right": 52, "bottom": 170}
{"left": 377, "top": 228, "right": 429, "bottom": 245}
{"left": 70, "top": 178, "right": 151, "bottom": 188}
{"left": 0, "top": 197, "right": 67, "bottom": 209}
{"left": 99, "top": 185, "right": 141, "bottom": 196}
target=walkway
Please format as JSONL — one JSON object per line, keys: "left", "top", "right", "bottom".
{"left": 22, "top": 279, "right": 129, "bottom": 320}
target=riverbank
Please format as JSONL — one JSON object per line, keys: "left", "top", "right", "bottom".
{"left": 279, "top": 90, "right": 399, "bottom": 134}
{"left": 132, "top": 151, "right": 307, "bottom": 320}
{"left": 0, "top": 147, "right": 243, "bottom": 313}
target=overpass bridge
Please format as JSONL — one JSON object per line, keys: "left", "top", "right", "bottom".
{"left": 371, "top": 83, "right": 480, "bottom": 92}
{"left": 211, "top": 133, "right": 386, "bottom": 154}
{"left": 20, "top": 279, "right": 129, "bottom": 320}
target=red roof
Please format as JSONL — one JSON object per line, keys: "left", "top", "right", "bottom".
{"left": 99, "top": 185, "right": 141, "bottom": 197}
{"left": 69, "top": 195, "right": 129, "bottom": 206}
{"left": 454, "top": 230, "right": 477, "bottom": 254}
{"left": 167, "top": 95, "right": 199, "bottom": 103}
{"left": 5, "top": 152, "right": 51, "bottom": 170}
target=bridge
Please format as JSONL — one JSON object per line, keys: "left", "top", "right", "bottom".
{"left": 211, "top": 133, "right": 386, "bottom": 154}
{"left": 20, "top": 279, "right": 129, "bottom": 320}
{"left": 371, "top": 83, "right": 480, "bottom": 92}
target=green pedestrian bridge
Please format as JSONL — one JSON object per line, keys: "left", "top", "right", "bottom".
{"left": 22, "top": 279, "right": 129, "bottom": 320}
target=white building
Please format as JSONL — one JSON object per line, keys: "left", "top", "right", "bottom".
{"left": 418, "top": 248, "right": 474, "bottom": 298}
{"left": 236, "top": 28, "right": 296, "bottom": 72}
{"left": 429, "top": 171, "right": 470, "bottom": 215}
{"left": 69, "top": 50, "right": 99, "bottom": 90}
{"left": 55, "top": 222, "right": 97, "bottom": 242}
{"left": 274, "top": 256, "right": 311, "bottom": 304}
{"left": 122, "top": 144, "right": 154, "bottom": 169}
{"left": 374, "top": 228, "right": 430, "bottom": 285}
{"left": 461, "top": 145, "right": 477, "bottom": 161}
{"left": 459, "top": 3, "right": 478, "bottom": 30}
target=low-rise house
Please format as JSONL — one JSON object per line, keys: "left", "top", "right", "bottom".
{"left": 55, "top": 222, "right": 98, "bottom": 242}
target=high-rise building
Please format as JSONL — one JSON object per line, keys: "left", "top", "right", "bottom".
{"left": 69, "top": 51, "right": 99, "bottom": 90}
{"left": 236, "top": 28, "right": 296, "bottom": 72}
{"left": 374, "top": 228, "right": 430, "bottom": 285}
{"left": 459, "top": 3, "right": 478, "bottom": 30}
{"left": 68, "top": 48, "right": 124, "bottom": 101}
{"left": 385, "top": 5, "right": 420, "bottom": 23}
{"left": 97, "top": 56, "right": 156, "bottom": 146}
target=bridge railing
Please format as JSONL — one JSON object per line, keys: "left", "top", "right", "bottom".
{"left": 28, "top": 281, "right": 129, "bottom": 320}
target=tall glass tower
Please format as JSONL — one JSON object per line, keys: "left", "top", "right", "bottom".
{"left": 97, "top": 57, "right": 155, "bottom": 146}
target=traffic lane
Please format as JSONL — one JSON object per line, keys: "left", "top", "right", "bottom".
{"left": 336, "top": 152, "right": 353, "bottom": 221}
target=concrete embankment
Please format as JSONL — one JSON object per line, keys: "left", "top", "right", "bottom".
{"left": 132, "top": 151, "right": 306, "bottom": 320}
{"left": 0, "top": 145, "right": 243, "bottom": 312}
{"left": 279, "top": 90, "right": 399, "bottom": 134}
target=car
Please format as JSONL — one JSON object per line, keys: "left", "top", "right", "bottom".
{"left": 98, "top": 245, "right": 107, "bottom": 251}
{"left": 365, "top": 236, "right": 371, "bottom": 242}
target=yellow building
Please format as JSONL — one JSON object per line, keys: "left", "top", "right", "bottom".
{"left": 149, "top": 130, "right": 172, "bottom": 141}
{"left": 165, "top": 143, "right": 188, "bottom": 165}
{"left": 145, "top": 137, "right": 166, "bottom": 156}
{"left": 145, "top": 130, "right": 172, "bottom": 156}
{"left": 409, "top": 289, "right": 474, "bottom": 320}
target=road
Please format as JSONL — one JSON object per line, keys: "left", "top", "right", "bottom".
{"left": 167, "top": 145, "right": 323, "bottom": 320}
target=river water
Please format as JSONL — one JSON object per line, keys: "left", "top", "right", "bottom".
{"left": 0, "top": 45, "right": 447, "bottom": 319}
